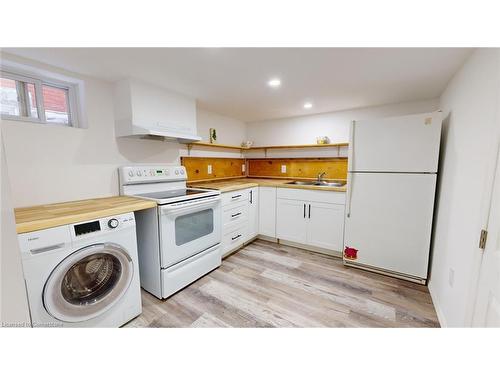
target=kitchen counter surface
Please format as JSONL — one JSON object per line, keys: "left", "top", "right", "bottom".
{"left": 189, "top": 177, "right": 347, "bottom": 193}
{"left": 14, "top": 196, "right": 157, "bottom": 234}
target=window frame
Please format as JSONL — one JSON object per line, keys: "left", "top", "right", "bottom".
{"left": 1, "top": 68, "right": 81, "bottom": 128}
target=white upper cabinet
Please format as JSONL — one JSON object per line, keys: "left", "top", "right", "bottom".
{"left": 113, "top": 79, "right": 201, "bottom": 142}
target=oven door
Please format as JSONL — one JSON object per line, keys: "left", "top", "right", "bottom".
{"left": 158, "top": 195, "right": 221, "bottom": 268}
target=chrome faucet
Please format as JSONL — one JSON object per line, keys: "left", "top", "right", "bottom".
{"left": 317, "top": 172, "right": 326, "bottom": 184}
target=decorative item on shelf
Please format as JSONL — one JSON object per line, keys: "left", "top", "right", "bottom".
{"left": 241, "top": 140, "right": 253, "bottom": 148}
{"left": 316, "top": 136, "right": 331, "bottom": 145}
{"left": 209, "top": 128, "right": 217, "bottom": 143}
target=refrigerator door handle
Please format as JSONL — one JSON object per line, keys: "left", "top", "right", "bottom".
{"left": 346, "top": 172, "right": 353, "bottom": 218}
{"left": 348, "top": 120, "right": 355, "bottom": 172}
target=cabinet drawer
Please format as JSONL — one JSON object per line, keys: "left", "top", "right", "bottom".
{"left": 222, "top": 224, "right": 247, "bottom": 256}
{"left": 277, "top": 188, "right": 346, "bottom": 205}
{"left": 222, "top": 202, "right": 248, "bottom": 228}
{"left": 222, "top": 189, "right": 249, "bottom": 207}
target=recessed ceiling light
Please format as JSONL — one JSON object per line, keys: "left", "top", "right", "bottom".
{"left": 268, "top": 78, "right": 281, "bottom": 88}
{"left": 303, "top": 102, "right": 313, "bottom": 109}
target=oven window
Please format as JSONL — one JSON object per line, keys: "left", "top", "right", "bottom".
{"left": 175, "top": 208, "right": 214, "bottom": 246}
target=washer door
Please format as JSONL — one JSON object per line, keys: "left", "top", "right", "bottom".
{"left": 43, "top": 243, "right": 134, "bottom": 323}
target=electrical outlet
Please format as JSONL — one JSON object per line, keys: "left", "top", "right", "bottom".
{"left": 207, "top": 165, "right": 212, "bottom": 174}
{"left": 448, "top": 268, "right": 455, "bottom": 287}
{"left": 242, "top": 164, "right": 246, "bottom": 173}
{"left": 281, "top": 165, "right": 287, "bottom": 173}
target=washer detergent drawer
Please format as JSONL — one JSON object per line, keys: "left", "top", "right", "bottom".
{"left": 161, "top": 244, "right": 221, "bottom": 298}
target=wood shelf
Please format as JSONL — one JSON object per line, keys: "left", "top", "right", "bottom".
{"left": 187, "top": 141, "right": 249, "bottom": 150}
{"left": 187, "top": 141, "right": 348, "bottom": 152}
{"left": 248, "top": 142, "right": 348, "bottom": 150}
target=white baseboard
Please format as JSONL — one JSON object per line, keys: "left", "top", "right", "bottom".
{"left": 278, "top": 239, "right": 342, "bottom": 258}
{"left": 428, "top": 282, "right": 447, "bottom": 328}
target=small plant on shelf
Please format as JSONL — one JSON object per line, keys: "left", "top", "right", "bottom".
{"left": 209, "top": 128, "right": 217, "bottom": 143}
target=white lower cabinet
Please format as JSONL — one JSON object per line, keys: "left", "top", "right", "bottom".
{"left": 221, "top": 187, "right": 259, "bottom": 257}
{"left": 247, "top": 187, "right": 259, "bottom": 239}
{"left": 276, "top": 199, "right": 307, "bottom": 244}
{"left": 307, "top": 201, "right": 345, "bottom": 251}
{"left": 220, "top": 186, "right": 345, "bottom": 256}
{"left": 258, "top": 187, "right": 276, "bottom": 237}
{"left": 276, "top": 188, "right": 345, "bottom": 252}
{"left": 222, "top": 224, "right": 247, "bottom": 255}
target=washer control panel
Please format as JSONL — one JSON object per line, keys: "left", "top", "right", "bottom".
{"left": 120, "top": 165, "right": 186, "bottom": 184}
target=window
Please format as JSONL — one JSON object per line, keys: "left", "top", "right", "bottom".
{"left": 0, "top": 69, "right": 81, "bottom": 127}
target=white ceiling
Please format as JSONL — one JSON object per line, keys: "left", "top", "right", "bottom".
{"left": 3, "top": 48, "right": 472, "bottom": 122}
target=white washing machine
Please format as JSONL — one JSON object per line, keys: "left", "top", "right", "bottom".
{"left": 18, "top": 212, "right": 142, "bottom": 327}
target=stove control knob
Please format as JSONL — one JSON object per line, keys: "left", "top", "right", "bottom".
{"left": 165, "top": 170, "right": 170, "bottom": 175}
{"left": 180, "top": 169, "right": 185, "bottom": 175}
{"left": 108, "top": 219, "right": 119, "bottom": 229}
{"left": 137, "top": 171, "right": 142, "bottom": 176}
{"left": 128, "top": 171, "right": 134, "bottom": 177}
{"left": 175, "top": 170, "right": 179, "bottom": 175}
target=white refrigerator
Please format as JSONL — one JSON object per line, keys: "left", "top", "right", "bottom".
{"left": 343, "top": 112, "right": 442, "bottom": 284}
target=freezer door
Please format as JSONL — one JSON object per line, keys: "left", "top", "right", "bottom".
{"left": 349, "top": 112, "right": 442, "bottom": 173}
{"left": 344, "top": 172, "right": 436, "bottom": 279}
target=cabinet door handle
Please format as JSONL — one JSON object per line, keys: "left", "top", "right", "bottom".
{"left": 231, "top": 194, "right": 242, "bottom": 199}
{"left": 303, "top": 203, "right": 306, "bottom": 218}
{"left": 231, "top": 234, "right": 242, "bottom": 241}
{"left": 231, "top": 212, "right": 242, "bottom": 218}
{"left": 308, "top": 204, "right": 311, "bottom": 218}
{"left": 250, "top": 190, "right": 253, "bottom": 204}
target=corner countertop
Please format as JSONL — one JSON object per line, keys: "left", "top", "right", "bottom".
{"left": 189, "top": 177, "right": 347, "bottom": 193}
{"left": 14, "top": 196, "right": 157, "bottom": 234}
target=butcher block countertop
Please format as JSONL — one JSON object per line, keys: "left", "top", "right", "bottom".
{"left": 189, "top": 178, "right": 347, "bottom": 193}
{"left": 14, "top": 196, "right": 157, "bottom": 234}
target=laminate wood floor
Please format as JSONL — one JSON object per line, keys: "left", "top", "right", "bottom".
{"left": 125, "top": 239, "right": 440, "bottom": 328}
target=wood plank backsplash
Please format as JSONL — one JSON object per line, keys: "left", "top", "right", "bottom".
{"left": 182, "top": 157, "right": 246, "bottom": 182}
{"left": 247, "top": 158, "right": 348, "bottom": 180}
{"left": 182, "top": 157, "right": 348, "bottom": 182}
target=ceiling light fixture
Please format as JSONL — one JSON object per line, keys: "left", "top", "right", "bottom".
{"left": 268, "top": 78, "right": 281, "bottom": 88}
{"left": 303, "top": 102, "right": 313, "bottom": 109}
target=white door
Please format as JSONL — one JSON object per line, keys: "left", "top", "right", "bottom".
{"left": 247, "top": 187, "right": 259, "bottom": 240}
{"left": 259, "top": 187, "right": 276, "bottom": 237}
{"left": 473, "top": 148, "right": 500, "bottom": 326}
{"left": 276, "top": 199, "right": 307, "bottom": 244}
{"left": 350, "top": 112, "right": 442, "bottom": 173}
{"left": 344, "top": 172, "right": 436, "bottom": 279}
{"left": 307, "top": 202, "right": 345, "bottom": 251}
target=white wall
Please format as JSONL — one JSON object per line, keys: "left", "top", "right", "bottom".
{"left": 429, "top": 49, "right": 500, "bottom": 327}
{"left": 0, "top": 54, "right": 246, "bottom": 208}
{"left": 246, "top": 99, "right": 439, "bottom": 158}
{"left": 1, "top": 133, "right": 31, "bottom": 327}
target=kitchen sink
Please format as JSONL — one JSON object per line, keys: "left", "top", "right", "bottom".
{"left": 286, "top": 181, "right": 346, "bottom": 187}
{"left": 287, "top": 181, "right": 316, "bottom": 185}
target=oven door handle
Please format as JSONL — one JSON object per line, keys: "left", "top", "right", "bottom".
{"left": 160, "top": 196, "right": 221, "bottom": 215}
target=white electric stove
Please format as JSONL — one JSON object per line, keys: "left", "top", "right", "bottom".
{"left": 119, "top": 165, "right": 222, "bottom": 299}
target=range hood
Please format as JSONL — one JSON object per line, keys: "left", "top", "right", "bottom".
{"left": 114, "top": 79, "right": 201, "bottom": 143}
